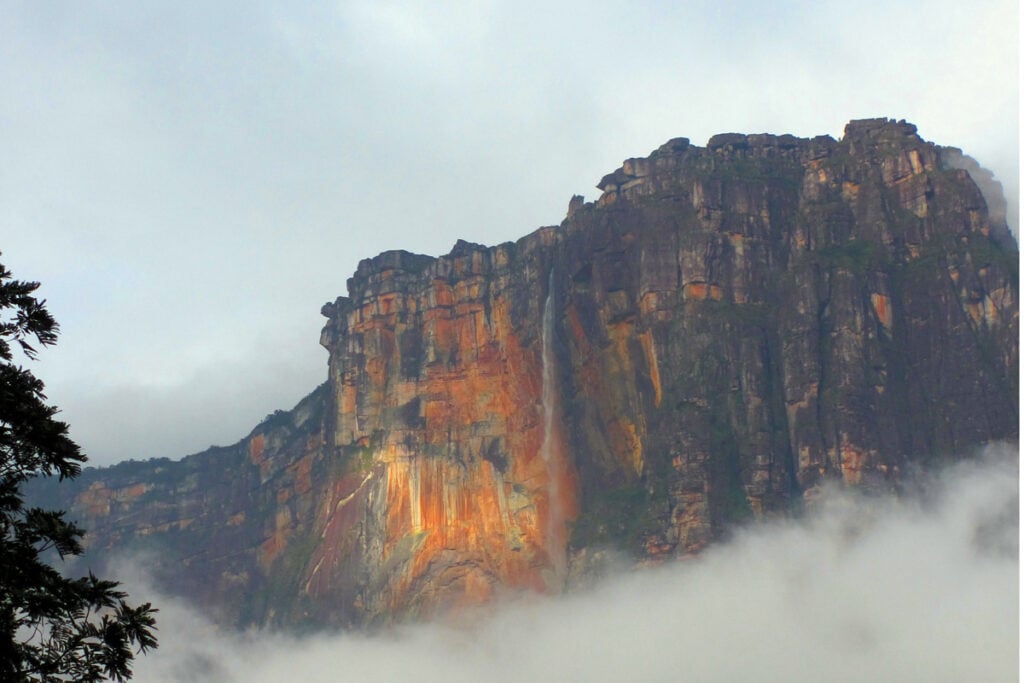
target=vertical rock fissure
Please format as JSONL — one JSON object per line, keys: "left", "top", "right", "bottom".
{"left": 815, "top": 269, "right": 835, "bottom": 478}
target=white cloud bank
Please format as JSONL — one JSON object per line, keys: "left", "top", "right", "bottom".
{"left": 129, "top": 446, "right": 1018, "bottom": 683}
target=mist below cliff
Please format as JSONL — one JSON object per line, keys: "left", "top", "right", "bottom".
{"left": 130, "top": 445, "right": 1017, "bottom": 682}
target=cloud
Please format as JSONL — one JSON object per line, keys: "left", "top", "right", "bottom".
{"left": 46, "top": 320, "right": 328, "bottom": 464}
{"left": 123, "top": 445, "right": 1017, "bottom": 683}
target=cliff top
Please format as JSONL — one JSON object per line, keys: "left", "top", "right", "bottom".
{"left": 323, "top": 117, "right": 1010, "bottom": 317}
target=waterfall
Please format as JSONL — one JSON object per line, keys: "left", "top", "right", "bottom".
{"left": 540, "top": 270, "right": 567, "bottom": 583}
{"left": 540, "top": 276, "right": 557, "bottom": 466}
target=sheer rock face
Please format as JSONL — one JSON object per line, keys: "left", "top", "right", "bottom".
{"left": 30, "top": 119, "right": 1018, "bottom": 629}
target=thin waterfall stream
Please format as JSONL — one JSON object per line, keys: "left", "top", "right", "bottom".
{"left": 540, "top": 271, "right": 568, "bottom": 583}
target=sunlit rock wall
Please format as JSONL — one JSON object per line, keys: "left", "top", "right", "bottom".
{"left": 30, "top": 118, "right": 1018, "bottom": 630}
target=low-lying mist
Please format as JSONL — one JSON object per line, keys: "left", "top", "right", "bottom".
{"left": 129, "top": 446, "right": 1018, "bottom": 682}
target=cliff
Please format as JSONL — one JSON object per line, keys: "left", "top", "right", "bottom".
{"left": 28, "top": 118, "right": 1018, "bottom": 629}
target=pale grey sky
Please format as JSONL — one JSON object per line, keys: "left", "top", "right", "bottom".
{"left": 1, "top": 0, "right": 1018, "bottom": 466}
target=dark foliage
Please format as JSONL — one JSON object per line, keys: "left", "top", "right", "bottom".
{"left": 0, "top": 256, "right": 157, "bottom": 682}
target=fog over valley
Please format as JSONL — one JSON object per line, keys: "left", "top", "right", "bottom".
{"left": 127, "top": 447, "right": 1017, "bottom": 683}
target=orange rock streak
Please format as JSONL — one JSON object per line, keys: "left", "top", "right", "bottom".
{"left": 308, "top": 257, "right": 582, "bottom": 617}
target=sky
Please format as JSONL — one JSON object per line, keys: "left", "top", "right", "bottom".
{"left": 127, "top": 447, "right": 1018, "bottom": 682}
{"left": 1, "top": 0, "right": 1019, "bottom": 467}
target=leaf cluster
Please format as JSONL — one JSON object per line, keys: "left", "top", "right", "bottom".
{"left": 0, "top": 255, "right": 158, "bottom": 682}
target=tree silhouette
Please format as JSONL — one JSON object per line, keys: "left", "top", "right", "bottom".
{"left": 0, "top": 255, "right": 157, "bottom": 682}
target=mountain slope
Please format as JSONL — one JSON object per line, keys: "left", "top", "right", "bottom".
{"left": 28, "top": 118, "right": 1018, "bottom": 629}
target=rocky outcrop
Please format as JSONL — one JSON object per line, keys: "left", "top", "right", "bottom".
{"left": 28, "top": 385, "right": 328, "bottom": 625}
{"left": 27, "top": 118, "right": 1018, "bottom": 629}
